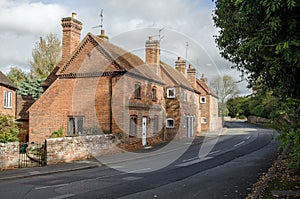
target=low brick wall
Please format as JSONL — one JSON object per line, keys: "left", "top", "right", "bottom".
{"left": 46, "top": 135, "right": 121, "bottom": 165}
{"left": 0, "top": 142, "right": 19, "bottom": 170}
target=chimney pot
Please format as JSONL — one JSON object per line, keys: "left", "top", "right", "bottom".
{"left": 72, "top": 12, "right": 77, "bottom": 19}
{"left": 101, "top": 29, "right": 105, "bottom": 35}
{"left": 189, "top": 64, "right": 192, "bottom": 69}
{"left": 177, "top": 57, "right": 181, "bottom": 61}
{"left": 149, "top": 36, "right": 152, "bottom": 41}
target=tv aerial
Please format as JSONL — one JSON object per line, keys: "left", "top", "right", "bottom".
{"left": 92, "top": 9, "right": 104, "bottom": 32}
{"left": 151, "top": 27, "right": 165, "bottom": 41}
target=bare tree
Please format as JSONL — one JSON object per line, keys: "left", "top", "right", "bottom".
{"left": 210, "top": 75, "right": 239, "bottom": 125}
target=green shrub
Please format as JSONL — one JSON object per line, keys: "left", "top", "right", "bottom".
{"left": 50, "top": 126, "right": 65, "bottom": 138}
{"left": 0, "top": 114, "right": 23, "bottom": 143}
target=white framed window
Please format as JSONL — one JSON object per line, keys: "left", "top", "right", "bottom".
{"left": 201, "top": 117, "right": 207, "bottom": 124}
{"left": 167, "top": 88, "right": 176, "bottom": 98}
{"left": 200, "top": 96, "right": 206, "bottom": 103}
{"left": 166, "top": 118, "right": 175, "bottom": 128}
{"left": 3, "top": 90, "right": 12, "bottom": 108}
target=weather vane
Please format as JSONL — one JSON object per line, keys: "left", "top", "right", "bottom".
{"left": 92, "top": 9, "right": 104, "bottom": 33}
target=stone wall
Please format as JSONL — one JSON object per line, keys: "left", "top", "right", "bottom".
{"left": 0, "top": 142, "right": 19, "bottom": 170}
{"left": 248, "top": 116, "right": 270, "bottom": 124}
{"left": 46, "top": 135, "right": 121, "bottom": 165}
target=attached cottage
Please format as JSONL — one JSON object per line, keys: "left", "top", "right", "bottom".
{"left": 29, "top": 13, "right": 220, "bottom": 145}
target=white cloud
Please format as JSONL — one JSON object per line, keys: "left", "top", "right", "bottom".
{"left": 0, "top": 0, "right": 249, "bottom": 95}
{"left": 0, "top": 1, "right": 68, "bottom": 35}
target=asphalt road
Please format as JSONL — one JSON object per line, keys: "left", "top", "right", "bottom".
{"left": 0, "top": 121, "right": 280, "bottom": 199}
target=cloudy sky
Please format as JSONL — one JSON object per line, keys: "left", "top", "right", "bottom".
{"left": 0, "top": 0, "right": 251, "bottom": 94}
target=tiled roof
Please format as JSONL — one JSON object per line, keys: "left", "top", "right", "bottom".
{"left": 196, "top": 79, "right": 218, "bottom": 98}
{"left": 92, "top": 34, "right": 165, "bottom": 85}
{"left": 56, "top": 33, "right": 165, "bottom": 85}
{"left": 41, "top": 66, "right": 60, "bottom": 89}
{"left": 16, "top": 95, "right": 35, "bottom": 120}
{"left": 0, "top": 71, "right": 17, "bottom": 89}
{"left": 160, "top": 61, "right": 200, "bottom": 93}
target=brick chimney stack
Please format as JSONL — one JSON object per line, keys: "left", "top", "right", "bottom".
{"left": 187, "top": 64, "right": 197, "bottom": 88}
{"left": 61, "top": 12, "right": 82, "bottom": 64}
{"left": 175, "top": 57, "right": 186, "bottom": 77}
{"left": 145, "top": 36, "right": 160, "bottom": 75}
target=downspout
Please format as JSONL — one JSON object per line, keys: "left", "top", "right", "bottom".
{"left": 109, "top": 75, "right": 113, "bottom": 134}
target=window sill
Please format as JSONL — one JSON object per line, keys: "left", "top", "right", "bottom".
{"left": 3, "top": 106, "right": 12, "bottom": 109}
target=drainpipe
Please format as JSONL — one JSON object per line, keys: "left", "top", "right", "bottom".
{"left": 109, "top": 75, "right": 113, "bottom": 134}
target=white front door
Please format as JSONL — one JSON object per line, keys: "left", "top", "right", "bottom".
{"left": 186, "top": 116, "right": 194, "bottom": 137}
{"left": 142, "top": 117, "right": 147, "bottom": 146}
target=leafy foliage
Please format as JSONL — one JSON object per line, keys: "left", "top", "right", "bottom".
{"left": 214, "top": 0, "right": 300, "bottom": 168}
{"left": 0, "top": 114, "right": 23, "bottom": 143}
{"left": 50, "top": 126, "right": 65, "bottom": 138}
{"left": 273, "top": 99, "right": 300, "bottom": 168}
{"left": 29, "top": 33, "right": 61, "bottom": 79}
{"left": 226, "top": 96, "right": 249, "bottom": 118}
{"left": 6, "top": 67, "right": 28, "bottom": 85}
{"left": 17, "top": 77, "right": 44, "bottom": 99}
{"left": 213, "top": 0, "right": 300, "bottom": 99}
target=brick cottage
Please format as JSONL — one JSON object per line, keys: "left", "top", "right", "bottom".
{"left": 28, "top": 13, "right": 221, "bottom": 145}
{"left": 0, "top": 71, "right": 17, "bottom": 117}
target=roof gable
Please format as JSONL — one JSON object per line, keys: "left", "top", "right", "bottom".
{"left": 0, "top": 71, "right": 17, "bottom": 90}
{"left": 56, "top": 33, "right": 164, "bottom": 84}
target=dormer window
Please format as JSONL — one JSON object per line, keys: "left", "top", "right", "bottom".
{"left": 200, "top": 96, "right": 206, "bottom": 103}
{"left": 152, "top": 87, "right": 157, "bottom": 101}
{"left": 135, "top": 82, "right": 141, "bottom": 99}
{"left": 167, "top": 88, "right": 176, "bottom": 98}
{"left": 166, "top": 118, "right": 174, "bottom": 128}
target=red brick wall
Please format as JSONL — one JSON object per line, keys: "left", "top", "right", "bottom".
{"left": 0, "top": 86, "right": 16, "bottom": 117}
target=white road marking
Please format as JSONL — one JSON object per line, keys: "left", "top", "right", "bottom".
{"left": 49, "top": 194, "right": 75, "bottom": 199}
{"left": 182, "top": 150, "right": 220, "bottom": 163}
{"left": 246, "top": 136, "right": 251, "bottom": 140}
{"left": 182, "top": 157, "right": 199, "bottom": 162}
{"left": 208, "top": 150, "right": 220, "bottom": 155}
{"left": 234, "top": 141, "right": 245, "bottom": 147}
{"left": 128, "top": 168, "right": 151, "bottom": 173}
{"left": 35, "top": 183, "right": 70, "bottom": 190}
{"left": 177, "top": 157, "right": 213, "bottom": 167}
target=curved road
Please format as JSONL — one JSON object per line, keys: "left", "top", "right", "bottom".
{"left": 0, "top": 121, "right": 280, "bottom": 199}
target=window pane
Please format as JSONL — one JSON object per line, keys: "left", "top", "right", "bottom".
{"left": 152, "top": 88, "right": 157, "bottom": 101}
{"left": 130, "top": 116, "right": 137, "bottom": 136}
{"left": 69, "top": 118, "right": 75, "bottom": 135}
{"left": 77, "top": 117, "right": 84, "bottom": 135}
{"left": 166, "top": 118, "right": 174, "bottom": 128}
{"left": 154, "top": 116, "right": 158, "bottom": 133}
{"left": 135, "top": 83, "right": 141, "bottom": 98}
